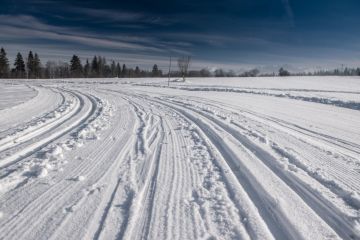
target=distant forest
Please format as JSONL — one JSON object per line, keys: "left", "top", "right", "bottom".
{"left": 1, "top": 47, "right": 360, "bottom": 79}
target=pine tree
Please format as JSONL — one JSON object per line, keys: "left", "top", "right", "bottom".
{"left": 14, "top": 53, "right": 26, "bottom": 78}
{"left": 152, "top": 64, "right": 159, "bottom": 77}
{"left": 91, "top": 56, "right": 99, "bottom": 77}
{"left": 279, "top": 67, "right": 290, "bottom": 76}
{"left": 27, "top": 51, "right": 35, "bottom": 78}
{"left": 110, "top": 61, "right": 116, "bottom": 77}
{"left": 84, "top": 59, "right": 90, "bottom": 78}
{"left": 121, "top": 64, "right": 127, "bottom": 78}
{"left": 98, "top": 56, "right": 103, "bottom": 77}
{"left": 98, "top": 57, "right": 106, "bottom": 77}
{"left": 70, "top": 55, "right": 83, "bottom": 78}
{"left": 116, "top": 63, "right": 121, "bottom": 77}
{"left": 0, "top": 47, "right": 10, "bottom": 78}
{"left": 34, "top": 53, "right": 42, "bottom": 78}
{"left": 135, "top": 66, "right": 140, "bottom": 77}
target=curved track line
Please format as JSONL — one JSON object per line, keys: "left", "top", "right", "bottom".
{"left": 154, "top": 95, "right": 359, "bottom": 239}
{"left": 0, "top": 89, "right": 96, "bottom": 169}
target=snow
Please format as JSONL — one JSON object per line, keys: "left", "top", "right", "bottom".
{"left": 0, "top": 76, "right": 359, "bottom": 240}
{"left": 0, "top": 83, "right": 37, "bottom": 110}
{"left": 31, "top": 165, "right": 49, "bottom": 178}
{"left": 75, "top": 175, "right": 86, "bottom": 182}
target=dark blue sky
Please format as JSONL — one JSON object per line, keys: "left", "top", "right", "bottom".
{"left": 1, "top": 0, "right": 360, "bottom": 71}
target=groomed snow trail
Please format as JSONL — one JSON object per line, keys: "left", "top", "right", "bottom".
{"left": 0, "top": 78, "right": 359, "bottom": 240}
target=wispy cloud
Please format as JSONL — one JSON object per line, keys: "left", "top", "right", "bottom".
{"left": 74, "top": 8, "right": 144, "bottom": 23}
{"left": 281, "top": 0, "right": 295, "bottom": 27}
{"left": 0, "top": 14, "right": 187, "bottom": 54}
{"left": 0, "top": 13, "right": 199, "bottom": 69}
{"left": 64, "top": 7, "right": 175, "bottom": 27}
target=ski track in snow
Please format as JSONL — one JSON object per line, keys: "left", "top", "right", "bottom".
{"left": 0, "top": 77, "right": 359, "bottom": 240}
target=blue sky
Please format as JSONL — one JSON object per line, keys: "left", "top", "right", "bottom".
{"left": 1, "top": 0, "right": 360, "bottom": 72}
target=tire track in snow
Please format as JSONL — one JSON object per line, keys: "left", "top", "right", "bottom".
{"left": 0, "top": 88, "right": 113, "bottom": 239}
{"left": 45, "top": 100, "right": 133, "bottom": 240}
{"left": 180, "top": 96, "right": 360, "bottom": 210}
{"left": 104, "top": 91, "right": 271, "bottom": 240}
{"left": 80, "top": 95, "right": 157, "bottom": 240}
{"left": 0, "top": 90, "right": 73, "bottom": 153}
{"left": 2, "top": 83, "right": 358, "bottom": 240}
{"left": 156, "top": 96, "right": 359, "bottom": 239}
{"left": 194, "top": 96, "right": 360, "bottom": 157}
{"left": 116, "top": 97, "right": 166, "bottom": 240}
{"left": 0, "top": 87, "right": 65, "bottom": 140}
{"left": 146, "top": 96, "right": 299, "bottom": 239}
{"left": 116, "top": 93, "right": 318, "bottom": 239}
{"left": 0, "top": 86, "right": 64, "bottom": 132}
{"left": 135, "top": 84, "right": 360, "bottom": 111}
{"left": 0, "top": 89, "right": 95, "bottom": 169}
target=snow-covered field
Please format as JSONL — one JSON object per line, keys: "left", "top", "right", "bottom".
{"left": 0, "top": 76, "right": 360, "bottom": 240}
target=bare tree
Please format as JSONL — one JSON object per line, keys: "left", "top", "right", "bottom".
{"left": 45, "top": 61, "right": 57, "bottom": 79}
{"left": 168, "top": 56, "right": 172, "bottom": 86}
{"left": 177, "top": 56, "right": 191, "bottom": 81}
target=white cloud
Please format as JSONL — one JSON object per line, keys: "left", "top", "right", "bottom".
{"left": 0, "top": 14, "right": 183, "bottom": 53}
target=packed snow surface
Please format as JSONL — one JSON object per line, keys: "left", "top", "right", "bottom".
{"left": 0, "top": 76, "right": 360, "bottom": 240}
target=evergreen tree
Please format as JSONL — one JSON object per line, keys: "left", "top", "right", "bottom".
{"left": 152, "top": 64, "right": 160, "bottom": 77}
{"left": 84, "top": 59, "right": 90, "bottom": 78}
{"left": 279, "top": 67, "right": 290, "bottom": 76}
{"left": 121, "top": 64, "right": 127, "bottom": 78}
{"left": 98, "top": 56, "right": 103, "bottom": 77}
{"left": 110, "top": 61, "right": 116, "bottom": 77}
{"left": 116, "top": 63, "right": 121, "bottom": 77}
{"left": 34, "top": 53, "right": 42, "bottom": 78}
{"left": 14, "top": 53, "right": 26, "bottom": 78}
{"left": 135, "top": 66, "right": 140, "bottom": 77}
{"left": 70, "top": 55, "right": 83, "bottom": 78}
{"left": 0, "top": 47, "right": 10, "bottom": 78}
{"left": 98, "top": 57, "right": 106, "bottom": 77}
{"left": 91, "top": 56, "right": 99, "bottom": 77}
{"left": 27, "top": 51, "right": 35, "bottom": 78}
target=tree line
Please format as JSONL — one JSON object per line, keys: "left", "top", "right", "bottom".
{"left": 1, "top": 47, "right": 360, "bottom": 79}
{"left": 0, "top": 48, "right": 164, "bottom": 79}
